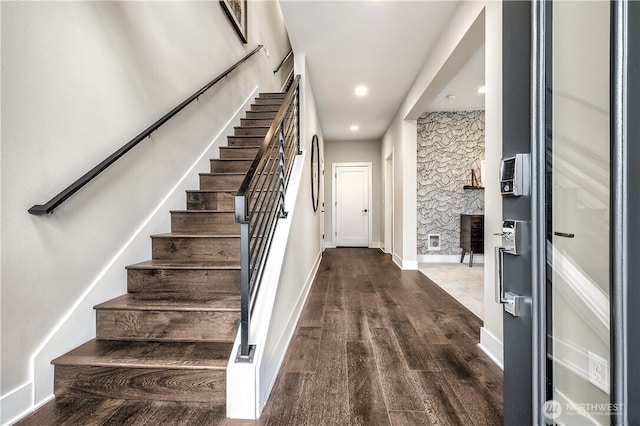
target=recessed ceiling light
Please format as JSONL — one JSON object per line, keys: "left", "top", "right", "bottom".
{"left": 477, "top": 85, "right": 487, "bottom": 94}
{"left": 355, "top": 85, "right": 368, "bottom": 97}
{"left": 350, "top": 125, "right": 359, "bottom": 132}
{"left": 446, "top": 94, "right": 456, "bottom": 100}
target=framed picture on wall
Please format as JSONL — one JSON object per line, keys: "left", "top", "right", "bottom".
{"left": 220, "top": 0, "right": 247, "bottom": 44}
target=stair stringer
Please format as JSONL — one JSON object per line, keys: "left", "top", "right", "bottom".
{"left": 226, "top": 149, "right": 322, "bottom": 419}
{"left": 28, "top": 87, "right": 261, "bottom": 414}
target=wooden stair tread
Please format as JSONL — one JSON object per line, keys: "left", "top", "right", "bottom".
{"left": 198, "top": 172, "right": 246, "bottom": 177}
{"left": 94, "top": 293, "right": 240, "bottom": 312}
{"left": 52, "top": 339, "right": 232, "bottom": 370}
{"left": 169, "top": 210, "right": 235, "bottom": 215}
{"left": 150, "top": 233, "right": 240, "bottom": 239}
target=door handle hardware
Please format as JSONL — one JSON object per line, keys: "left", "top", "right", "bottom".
{"left": 495, "top": 246, "right": 523, "bottom": 317}
{"left": 554, "top": 231, "right": 575, "bottom": 238}
{"left": 363, "top": 209, "right": 368, "bottom": 213}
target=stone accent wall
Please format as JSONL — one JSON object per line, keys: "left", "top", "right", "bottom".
{"left": 417, "top": 111, "right": 485, "bottom": 256}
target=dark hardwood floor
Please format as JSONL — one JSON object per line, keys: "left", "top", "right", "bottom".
{"left": 16, "top": 248, "right": 502, "bottom": 425}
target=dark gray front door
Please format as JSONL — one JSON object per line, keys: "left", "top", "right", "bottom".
{"left": 501, "top": 1, "right": 639, "bottom": 424}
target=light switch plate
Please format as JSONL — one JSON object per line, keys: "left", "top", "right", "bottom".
{"left": 588, "top": 351, "right": 609, "bottom": 394}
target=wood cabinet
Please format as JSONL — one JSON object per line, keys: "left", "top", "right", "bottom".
{"left": 460, "top": 214, "right": 484, "bottom": 267}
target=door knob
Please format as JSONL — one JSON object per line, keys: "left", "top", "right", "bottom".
{"left": 363, "top": 209, "right": 368, "bottom": 213}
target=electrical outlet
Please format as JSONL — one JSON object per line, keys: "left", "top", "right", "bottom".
{"left": 588, "top": 351, "right": 609, "bottom": 393}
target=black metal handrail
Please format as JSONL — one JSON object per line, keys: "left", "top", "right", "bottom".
{"left": 235, "top": 75, "right": 301, "bottom": 360}
{"left": 273, "top": 49, "right": 293, "bottom": 74}
{"left": 28, "top": 45, "right": 264, "bottom": 215}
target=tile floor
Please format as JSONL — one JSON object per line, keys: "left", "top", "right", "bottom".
{"left": 418, "top": 262, "right": 484, "bottom": 319}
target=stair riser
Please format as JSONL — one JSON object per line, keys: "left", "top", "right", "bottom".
{"left": 210, "top": 159, "right": 252, "bottom": 173}
{"left": 199, "top": 174, "right": 244, "bottom": 191}
{"left": 254, "top": 98, "right": 284, "bottom": 105}
{"left": 240, "top": 118, "right": 274, "bottom": 127}
{"left": 219, "top": 147, "right": 259, "bottom": 159}
{"left": 251, "top": 104, "right": 281, "bottom": 112}
{"left": 152, "top": 237, "right": 240, "bottom": 262}
{"left": 227, "top": 136, "right": 265, "bottom": 147}
{"left": 127, "top": 269, "right": 239, "bottom": 294}
{"left": 171, "top": 212, "right": 239, "bottom": 234}
{"left": 234, "top": 127, "right": 269, "bottom": 136}
{"left": 259, "top": 93, "right": 286, "bottom": 99}
{"left": 54, "top": 365, "right": 225, "bottom": 403}
{"left": 96, "top": 310, "right": 239, "bottom": 342}
{"left": 246, "top": 111, "right": 278, "bottom": 119}
{"left": 186, "top": 191, "right": 234, "bottom": 210}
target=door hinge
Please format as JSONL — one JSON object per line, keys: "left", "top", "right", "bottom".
{"left": 322, "top": 234, "right": 325, "bottom": 239}
{"left": 335, "top": 201, "right": 337, "bottom": 206}
{"left": 335, "top": 231, "right": 337, "bottom": 236}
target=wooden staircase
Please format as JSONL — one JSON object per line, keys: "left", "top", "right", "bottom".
{"left": 51, "top": 92, "right": 286, "bottom": 406}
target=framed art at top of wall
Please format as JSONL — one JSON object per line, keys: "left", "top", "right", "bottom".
{"left": 220, "top": 0, "right": 247, "bottom": 44}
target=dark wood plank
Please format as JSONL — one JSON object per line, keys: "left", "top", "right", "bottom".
{"left": 53, "top": 339, "right": 232, "bottom": 369}
{"left": 284, "top": 327, "right": 322, "bottom": 373}
{"left": 436, "top": 351, "right": 504, "bottom": 425}
{"left": 96, "top": 309, "right": 239, "bottom": 342}
{"left": 386, "top": 309, "right": 439, "bottom": 372}
{"left": 298, "top": 291, "right": 327, "bottom": 328}
{"left": 307, "top": 311, "right": 348, "bottom": 425}
{"left": 100, "top": 400, "right": 163, "bottom": 425}
{"left": 54, "top": 365, "right": 225, "bottom": 403}
{"left": 15, "top": 398, "right": 126, "bottom": 426}
{"left": 388, "top": 411, "right": 433, "bottom": 426}
{"left": 346, "top": 341, "right": 391, "bottom": 426}
{"left": 265, "top": 373, "right": 315, "bottom": 426}
{"left": 411, "top": 370, "right": 474, "bottom": 426}
{"left": 370, "top": 328, "right": 425, "bottom": 412}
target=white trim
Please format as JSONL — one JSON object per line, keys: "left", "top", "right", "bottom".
{"left": 324, "top": 241, "right": 337, "bottom": 249}
{"left": 392, "top": 253, "right": 403, "bottom": 269}
{"left": 479, "top": 327, "right": 504, "bottom": 369}
{"left": 332, "top": 162, "right": 373, "bottom": 247}
{"left": 418, "top": 254, "right": 485, "bottom": 264}
{"left": 392, "top": 253, "right": 418, "bottom": 270}
{"left": 1, "top": 382, "right": 33, "bottom": 426}
{"left": 402, "top": 259, "right": 418, "bottom": 270}
{"left": 368, "top": 241, "right": 383, "bottom": 249}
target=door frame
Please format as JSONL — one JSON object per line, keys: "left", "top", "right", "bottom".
{"left": 503, "top": 0, "right": 640, "bottom": 424}
{"left": 332, "top": 162, "right": 373, "bottom": 248}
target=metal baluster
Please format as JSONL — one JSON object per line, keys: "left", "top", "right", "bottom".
{"left": 278, "top": 127, "right": 288, "bottom": 219}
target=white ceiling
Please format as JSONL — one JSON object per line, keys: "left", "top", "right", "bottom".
{"left": 279, "top": 0, "right": 486, "bottom": 141}
{"left": 428, "top": 42, "right": 485, "bottom": 113}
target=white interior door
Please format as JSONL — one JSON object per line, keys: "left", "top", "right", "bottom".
{"left": 334, "top": 164, "right": 370, "bottom": 247}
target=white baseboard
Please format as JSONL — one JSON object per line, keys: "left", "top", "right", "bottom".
{"left": 1, "top": 382, "right": 32, "bottom": 426}
{"left": 479, "top": 327, "right": 503, "bottom": 369}
{"left": 392, "top": 253, "right": 418, "bottom": 270}
{"left": 418, "top": 254, "right": 485, "bottom": 264}
{"left": 325, "top": 241, "right": 382, "bottom": 249}
{"left": 368, "top": 241, "right": 383, "bottom": 249}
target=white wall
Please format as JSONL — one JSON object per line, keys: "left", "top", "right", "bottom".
{"left": 481, "top": 0, "right": 504, "bottom": 367}
{"left": 381, "top": 1, "right": 486, "bottom": 271}
{"left": 323, "top": 139, "right": 383, "bottom": 248}
{"left": 0, "top": 1, "right": 290, "bottom": 421}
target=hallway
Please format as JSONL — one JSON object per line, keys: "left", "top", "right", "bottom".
{"left": 17, "top": 248, "right": 502, "bottom": 425}
{"left": 264, "top": 248, "right": 502, "bottom": 425}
